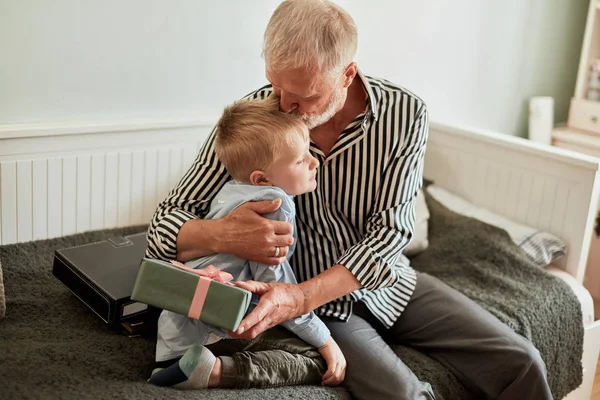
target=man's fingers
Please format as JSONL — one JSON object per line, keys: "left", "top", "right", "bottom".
{"left": 234, "top": 280, "right": 270, "bottom": 295}
{"left": 243, "top": 198, "right": 282, "bottom": 215}
{"left": 235, "top": 296, "right": 271, "bottom": 334}
{"left": 272, "top": 220, "right": 293, "bottom": 236}
{"left": 240, "top": 315, "right": 274, "bottom": 339}
{"left": 272, "top": 246, "right": 289, "bottom": 259}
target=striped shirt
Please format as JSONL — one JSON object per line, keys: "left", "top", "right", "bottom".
{"left": 145, "top": 70, "right": 429, "bottom": 328}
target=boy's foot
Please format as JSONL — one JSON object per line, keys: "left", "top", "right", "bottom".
{"left": 148, "top": 345, "right": 217, "bottom": 389}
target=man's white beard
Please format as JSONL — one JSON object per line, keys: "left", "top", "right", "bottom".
{"left": 296, "top": 87, "right": 345, "bottom": 130}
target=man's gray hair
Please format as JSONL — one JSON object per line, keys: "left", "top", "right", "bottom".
{"left": 263, "top": 0, "right": 358, "bottom": 81}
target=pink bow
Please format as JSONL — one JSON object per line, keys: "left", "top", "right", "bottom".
{"left": 169, "top": 261, "right": 234, "bottom": 284}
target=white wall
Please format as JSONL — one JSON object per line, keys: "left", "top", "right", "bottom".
{"left": 346, "top": 0, "right": 589, "bottom": 137}
{"left": 0, "top": 0, "right": 589, "bottom": 137}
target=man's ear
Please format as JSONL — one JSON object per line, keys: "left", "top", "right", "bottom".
{"left": 343, "top": 62, "right": 358, "bottom": 88}
{"left": 250, "top": 170, "right": 270, "bottom": 186}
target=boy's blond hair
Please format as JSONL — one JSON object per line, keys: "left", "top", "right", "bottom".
{"left": 214, "top": 96, "right": 309, "bottom": 182}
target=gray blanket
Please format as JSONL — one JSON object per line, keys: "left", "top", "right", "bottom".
{"left": 0, "top": 193, "right": 583, "bottom": 400}
{"left": 407, "top": 193, "right": 584, "bottom": 399}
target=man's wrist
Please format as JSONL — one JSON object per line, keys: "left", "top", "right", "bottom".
{"left": 177, "top": 219, "right": 220, "bottom": 261}
{"left": 297, "top": 281, "right": 315, "bottom": 314}
{"left": 207, "top": 218, "right": 225, "bottom": 254}
{"left": 297, "top": 265, "right": 362, "bottom": 313}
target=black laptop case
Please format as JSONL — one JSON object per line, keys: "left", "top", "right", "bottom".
{"left": 52, "top": 232, "right": 154, "bottom": 327}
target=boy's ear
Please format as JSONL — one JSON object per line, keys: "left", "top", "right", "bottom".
{"left": 250, "top": 170, "right": 270, "bottom": 186}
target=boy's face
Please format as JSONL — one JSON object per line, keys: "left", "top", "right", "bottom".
{"left": 257, "top": 132, "right": 319, "bottom": 196}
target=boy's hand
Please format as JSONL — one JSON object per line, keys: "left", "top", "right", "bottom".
{"left": 318, "top": 337, "right": 346, "bottom": 386}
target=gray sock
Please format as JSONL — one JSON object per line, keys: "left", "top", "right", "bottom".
{"left": 173, "top": 345, "right": 217, "bottom": 390}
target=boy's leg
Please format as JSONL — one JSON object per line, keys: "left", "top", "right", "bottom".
{"left": 150, "top": 315, "right": 224, "bottom": 389}
{"left": 206, "top": 326, "right": 327, "bottom": 388}
{"left": 149, "top": 345, "right": 217, "bottom": 389}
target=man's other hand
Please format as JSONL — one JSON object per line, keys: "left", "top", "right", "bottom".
{"left": 231, "top": 281, "right": 307, "bottom": 339}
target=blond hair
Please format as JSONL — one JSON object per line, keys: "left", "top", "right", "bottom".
{"left": 263, "top": 0, "right": 358, "bottom": 80}
{"left": 214, "top": 96, "right": 309, "bottom": 182}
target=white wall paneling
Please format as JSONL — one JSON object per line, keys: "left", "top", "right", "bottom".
{"left": 16, "top": 161, "right": 32, "bottom": 242}
{"left": 425, "top": 122, "right": 600, "bottom": 283}
{"left": 0, "top": 120, "right": 210, "bottom": 245}
{"left": 0, "top": 162, "right": 17, "bottom": 244}
{"left": 32, "top": 159, "right": 47, "bottom": 240}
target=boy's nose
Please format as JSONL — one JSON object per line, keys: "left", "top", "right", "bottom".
{"left": 310, "top": 156, "right": 319, "bottom": 169}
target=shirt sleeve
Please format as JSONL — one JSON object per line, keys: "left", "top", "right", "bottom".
{"left": 145, "top": 129, "right": 229, "bottom": 260}
{"left": 336, "top": 104, "right": 429, "bottom": 291}
{"left": 145, "top": 86, "right": 275, "bottom": 261}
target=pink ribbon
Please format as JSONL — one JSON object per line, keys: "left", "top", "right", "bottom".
{"left": 169, "top": 261, "right": 235, "bottom": 319}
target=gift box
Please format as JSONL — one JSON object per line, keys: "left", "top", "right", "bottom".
{"left": 131, "top": 258, "right": 252, "bottom": 332}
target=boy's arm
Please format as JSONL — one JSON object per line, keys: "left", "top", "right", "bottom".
{"left": 249, "top": 259, "right": 331, "bottom": 349}
{"left": 248, "top": 195, "right": 330, "bottom": 349}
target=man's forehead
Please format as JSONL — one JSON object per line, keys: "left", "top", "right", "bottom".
{"left": 266, "top": 68, "right": 324, "bottom": 96}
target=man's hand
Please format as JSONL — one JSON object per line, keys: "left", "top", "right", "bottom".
{"left": 318, "top": 337, "right": 347, "bottom": 386}
{"left": 232, "top": 280, "right": 307, "bottom": 339}
{"left": 217, "top": 199, "right": 294, "bottom": 266}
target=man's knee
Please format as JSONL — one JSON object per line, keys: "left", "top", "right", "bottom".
{"left": 500, "top": 336, "right": 549, "bottom": 393}
{"left": 514, "top": 339, "right": 547, "bottom": 378}
{"left": 345, "top": 363, "right": 434, "bottom": 400}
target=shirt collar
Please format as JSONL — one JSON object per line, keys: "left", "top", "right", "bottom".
{"left": 356, "top": 69, "right": 378, "bottom": 122}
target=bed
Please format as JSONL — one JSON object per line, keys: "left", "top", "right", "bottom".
{"left": 423, "top": 122, "right": 600, "bottom": 400}
{"left": 0, "top": 121, "right": 599, "bottom": 400}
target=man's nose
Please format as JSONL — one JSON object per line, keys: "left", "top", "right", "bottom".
{"left": 279, "top": 92, "right": 299, "bottom": 113}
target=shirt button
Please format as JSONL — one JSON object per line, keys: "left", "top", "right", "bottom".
{"left": 325, "top": 202, "right": 330, "bottom": 209}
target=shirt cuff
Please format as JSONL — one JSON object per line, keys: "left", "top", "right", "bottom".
{"left": 283, "top": 313, "right": 331, "bottom": 349}
{"left": 337, "top": 243, "right": 399, "bottom": 291}
{"left": 147, "top": 209, "right": 198, "bottom": 260}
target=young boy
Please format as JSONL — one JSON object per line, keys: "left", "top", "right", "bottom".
{"left": 148, "top": 96, "right": 346, "bottom": 390}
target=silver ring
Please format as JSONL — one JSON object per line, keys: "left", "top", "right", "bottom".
{"left": 274, "top": 246, "right": 280, "bottom": 257}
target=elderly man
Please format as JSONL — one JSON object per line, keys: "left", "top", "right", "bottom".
{"left": 146, "top": 1, "right": 552, "bottom": 399}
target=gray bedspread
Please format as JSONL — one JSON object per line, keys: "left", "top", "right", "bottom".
{"left": 0, "top": 192, "right": 583, "bottom": 400}
{"left": 408, "top": 193, "right": 584, "bottom": 399}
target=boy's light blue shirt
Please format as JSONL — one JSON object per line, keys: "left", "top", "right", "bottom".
{"left": 155, "top": 181, "right": 330, "bottom": 362}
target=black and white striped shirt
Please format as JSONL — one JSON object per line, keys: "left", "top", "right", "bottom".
{"left": 146, "top": 71, "right": 429, "bottom": 328}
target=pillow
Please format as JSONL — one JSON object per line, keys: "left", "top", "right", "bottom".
{"left": 426, "top": 185, "right": 566, "bottom": 267}
{"left": 404, "top": 189, "right": 430, "bottom": 257}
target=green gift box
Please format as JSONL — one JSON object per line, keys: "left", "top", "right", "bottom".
{"left": 131, "top": 258, "right": 252, "bottom": 332}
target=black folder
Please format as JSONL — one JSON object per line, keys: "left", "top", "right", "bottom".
{"left": 52, "top": 232, "right": 154, "bottom": 327}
